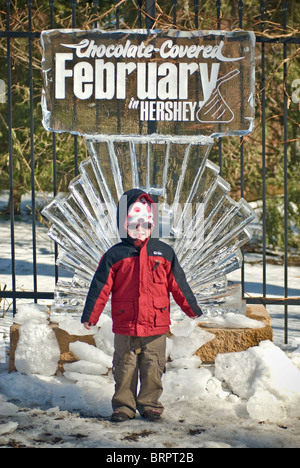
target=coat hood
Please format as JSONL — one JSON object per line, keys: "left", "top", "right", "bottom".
{"left": 117, "top": 189, "right": 157, "bottom": 241}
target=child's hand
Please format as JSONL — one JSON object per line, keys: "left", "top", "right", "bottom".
{"left": 83, "top": 322, "right": 94, "bottom": 330}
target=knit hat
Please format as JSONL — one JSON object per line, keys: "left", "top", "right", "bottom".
{"left": 117, "top": 189, "right": 157, "bottom": 241}
{"left": 125, "top": 197, "right": 154, "bottom": 230}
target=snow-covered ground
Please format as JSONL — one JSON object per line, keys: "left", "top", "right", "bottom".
{"left": 0, "top": 192, "right": 300, "bottom": 449}
{"left": 1, "top": 305, "right": 300, "bottom": 449}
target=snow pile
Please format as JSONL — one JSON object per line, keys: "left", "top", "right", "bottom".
{"left": 198, "top": 312, "right": 265, "bottom": 329}
{"left": 51, "top": 316, "right": 95, "bottom": 336}
{"left": 215, "top": 340, "right": 300, "bottom": 422}
{"left": 14, "top": 304, "right": 60, "bottom": 376}
{"left": 64, "top": 341, "right": 112, "bottom": 383}
{"left": 0, "top": 421, "right": 19, "bottom": 437}
{"left": 60, "top": 314, "right": 114, "bottom": 388}
{"left": 93, "top": 315, "right": 115, "bottom": 356}
{"left": 165, "top": 318, "right": 237, "bottom": 402}
{"left": 4, "top": 305, "right": 300, "bottom": 425}
{"left": 0, "top": 400, "right": 19, "bottom": 417}
{"left": 168, "top": 317, "right": 215, "bottom": 363}
{"left": 0, "top": 394, "right": 19, "bottom": 441}
{"left": 291, "top": 337, "right": 300, "bottom": 370}
{"left": 14, "top": 303, "right": 50, "bottom": 325}
{"left": 69, "top": 341, "right": 112, "bottom": 368}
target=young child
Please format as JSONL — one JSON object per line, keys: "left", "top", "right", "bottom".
{"left": 81, "top": 188, "right": 202, "bottom": 422}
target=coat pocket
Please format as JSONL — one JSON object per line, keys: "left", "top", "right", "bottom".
{"left": 111, "top": 299, "right": 135, "bottom": 325}
{"left": 153, "top": 296, "right": 171, "bottom": 327}
{"left": 152, "top": 263, "right": 167, "bottom": 284}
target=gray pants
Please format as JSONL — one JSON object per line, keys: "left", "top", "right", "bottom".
{"left": 112, "top": 334, "right": 167, "bottom": 419}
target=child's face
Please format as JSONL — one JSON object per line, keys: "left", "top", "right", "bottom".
{"left": 127, "top": 222, "right": 153, "bottom": 241}
{"left": 126, "top": 196, "right": 154, "bottom": 241}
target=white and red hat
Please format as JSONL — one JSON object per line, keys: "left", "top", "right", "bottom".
{"left": 124, "top": 196, "right": 154, "bottom": 230}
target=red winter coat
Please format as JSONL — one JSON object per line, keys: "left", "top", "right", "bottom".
{"left": 81, "top": 189, "right": 202, "bottom": 337}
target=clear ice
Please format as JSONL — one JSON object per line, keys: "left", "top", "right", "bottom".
{"left": 40, "top": 29, "right": 256, "bottom": 319}
{"left": 41, "top": 29, "right": 255, "bottom": 139}
{"left": 42, "top": 138, "right": 255, "bottom": 317}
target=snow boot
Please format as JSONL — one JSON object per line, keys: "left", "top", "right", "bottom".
{"left": 110, "top": 411, "right": 130, "bottom": 422}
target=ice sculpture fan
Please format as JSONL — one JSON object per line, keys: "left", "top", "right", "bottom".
{"left": 42, "top": 138, "right": 255, "bottom": 318}
{"left": 40, "top": 28, "right": 256, "bottom": 318}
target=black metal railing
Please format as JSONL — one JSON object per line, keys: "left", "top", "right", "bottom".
{"left": 0, "top": 1, "right": 299, "bottom": 343}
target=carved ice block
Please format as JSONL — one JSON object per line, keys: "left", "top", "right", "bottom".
{"left": 42, "top": 140, "right": 255, "bottom": 317}
{"left": 41, "top": 29, "right": 255, "bottom": 140}
{"left": 40, "top": 29, "right": 256, "bottom": 317}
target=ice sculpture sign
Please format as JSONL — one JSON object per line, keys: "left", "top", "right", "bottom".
{"left": 41, "top": 29, "right": 255, "bottom": 139}
{"left": 41, "top": 29, "right": 256, "bottom": 316}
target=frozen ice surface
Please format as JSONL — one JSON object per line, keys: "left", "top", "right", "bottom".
{"left": 69, "top": 341, "right": 112, "bottom": 368}
{"left": 15, "top": 322, "right": 60, "bottom": 376}
{"left": 198, "top": 312, "right": 265, "bottom": 329}
{"left": 0, "top": 401, "right": 19, "bottom": 416}
{"left": 93, "top": 316, "right": 115, "bottom": 357}
{"left": 205, "top": 376, "right": 223, "bottom": 395}
{"left": 0, "top": 422, "right": 19, "bottom": 436}
{"left": 170, "top": 316, "right": 199, "bottom": 337}
{"left": 169, "top": 326, "right": 214, "bottom": 360}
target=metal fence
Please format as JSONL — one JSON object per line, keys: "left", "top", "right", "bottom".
{"left": 0, "top": 1, "right": 299, "bottom": 343}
